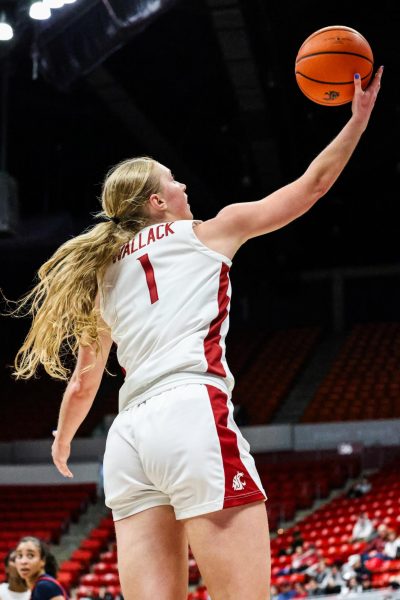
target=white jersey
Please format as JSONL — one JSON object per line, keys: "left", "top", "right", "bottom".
{"left": 0, "top": 584, "right": 30, "bottom": 600}
{"left": 100, "top": 219, "right": 234, "bottom": 411}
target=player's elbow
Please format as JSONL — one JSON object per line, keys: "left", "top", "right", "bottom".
{"left": 69, "top": 370, "right": 98, "bottom": 399}
{"left": 304, "top": 175, "right": 330, "bottom": 206}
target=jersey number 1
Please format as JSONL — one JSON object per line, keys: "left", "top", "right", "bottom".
{"left": 137, "top": 254, "right": 159, "bottom": 304}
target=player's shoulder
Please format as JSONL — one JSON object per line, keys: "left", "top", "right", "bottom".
{"left": 34, "top": 576, "right": 65, "bottom": 597}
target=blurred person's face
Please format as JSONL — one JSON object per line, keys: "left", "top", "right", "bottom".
{"left": 378, "top": 525, "right": 387, "bottom": 537}
{"left": 15, "top": 541, "right": 45, "bottom": 584}
{"left": 5, "top": 551, "right": 27, "bottom": 590}
{"left": 6, "top": 552, "right": 18, "bottom": 577}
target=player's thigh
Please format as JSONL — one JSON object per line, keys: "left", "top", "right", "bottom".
{"left": 183, "top": 501, "right": 270, "bottom": 600}
{"left": 115, "top": 506, "right": 188, "bottom": 600}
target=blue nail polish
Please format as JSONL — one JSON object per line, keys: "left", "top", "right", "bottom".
{"left": 354, "top": 73, "right": 360, "bottom": 79}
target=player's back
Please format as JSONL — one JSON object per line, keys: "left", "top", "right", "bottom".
{"left": 100, "top": 219, "right": 234, "bottom": 410}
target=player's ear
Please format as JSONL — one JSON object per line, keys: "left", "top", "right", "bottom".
{"left": 148, "top": 193, "right": 166, "bottom": 211}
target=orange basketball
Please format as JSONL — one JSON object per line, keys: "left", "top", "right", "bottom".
{"left": 295, "top": 26, "right": 374, "bottom": 106}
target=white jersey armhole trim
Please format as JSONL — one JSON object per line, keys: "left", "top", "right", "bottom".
{"left": 188, "top": 220, "right": 232, "bottom": 266}
{"left": 97, "top": 275, "right": 115, "bottom": 330}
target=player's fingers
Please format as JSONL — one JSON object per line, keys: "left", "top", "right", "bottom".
{"left": 368, "top": 66, "right": 383, "bottom": 92}
{"left": 54, "top": 460, "right": 73, "bottom": 478}
{"left": 373, "top": 66, "right": 384, "bottom": 90}
{"left": 354, "top": 73, "right": 362, "bottom": 93}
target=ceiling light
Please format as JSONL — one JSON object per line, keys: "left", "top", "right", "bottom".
{"left": 29, "top": 1, "right": 51, "bottom": 19}
{"left": 0, "top": 22, "right": 13, "bottom": 41}
{"left": 0, "top": 11, "right": 13, "bottom": 40}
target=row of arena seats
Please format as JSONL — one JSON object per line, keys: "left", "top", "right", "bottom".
{"left": 257, "top": 452, "right": 361, "bottom": 531}
{"left": 302, "top": 322, "right": 400, "bottom": 422}
{"left": 0, "top": 349, "right": 122, "bottom": 441}
{"left": 231, "top": 327, "right": 321, "bottom": 424}
{"left": 0, "top": 486, "right": 97, "bottom": 551}
{"left": 270, "top": 460, "right": 400, "bottom": 594}
{"left": 0, "top": 484, "right": 97, "bottom": 580}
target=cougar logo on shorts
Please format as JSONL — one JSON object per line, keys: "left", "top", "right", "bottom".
{"left": 232, "top": 471, "right": 246, "bottom": 491}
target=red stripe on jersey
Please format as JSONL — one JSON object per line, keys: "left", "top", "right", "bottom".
{"left": 206, "top": 385, "right": 266, "bottom": 509}
{"left": 137, "top": 253, "right": 159, "bottom": 304}
{"left": 203, "top": 263, "right": 230, "bottom": 377}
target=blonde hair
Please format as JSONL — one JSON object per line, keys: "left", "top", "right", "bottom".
{"left": 12, "top": 156, "right": 161, "bottom": 380}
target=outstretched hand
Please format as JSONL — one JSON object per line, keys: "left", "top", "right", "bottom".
{"left": 52, "top": 430, "right": 73, "bottom": 478}
{"left": 352, "top": 66, "right": 383, "bottom": 129}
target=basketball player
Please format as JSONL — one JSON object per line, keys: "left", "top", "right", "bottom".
{"left": 13, "top": 69, "right": 382, "bottom": 600}
{"left": 14, "top": 537, "right": 67, "bottom": 600}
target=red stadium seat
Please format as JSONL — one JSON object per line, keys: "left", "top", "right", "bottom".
{"left": 76, "top": 585, "right": 100, "bottom": 599}
{"left": 70, "top": 549, "right": 94, "bottom": 569}
{"left": 105, "top": 585, "right": 121, "bottom": 597}
{"left": 80, "top": 574, "right": 102, "bottom": 587}
{"left": 99, "top": 573, "right": 120, "bottom": 586}
{"left": 93, "top": 562, "right": 118, "bottom": 575}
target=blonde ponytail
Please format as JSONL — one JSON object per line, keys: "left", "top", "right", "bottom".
{"left": 12, "top": 156, "right": 160, "bottom": 380}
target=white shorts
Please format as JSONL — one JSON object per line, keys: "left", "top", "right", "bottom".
{"left": 103, "top": 383, "right": 266, "bottom": 521}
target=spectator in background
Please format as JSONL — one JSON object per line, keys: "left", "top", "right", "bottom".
{"left": 15, "top": 536, "right": 68, "bottom": 600}
{"left": 304, "top": 577, "right": 320, "bottom": 597}
{"left": 293, "top": 582, "right": 307, "bottom": 598}
{"left": 362, "top": 523, "right": 388, "bottom": 559}
{"left": 291, "top": 545, "right": 320, "bottom": 573}
{"left": 341, "top": 576, "right": 362, "bottom": 596}
{"left": 277, "top": 582, "right": 297, "bottom": 600}
{"left": 306, "top": 559, "right": 331, "bottom": 585}
{"left": 279, "top": 530, "right": 305, "bottom": 557}
{"left": 342, "top": 554, "right": 372, "bottom": 584}
{"left": 290, "top": 530, "right": 305, "bottom": 554}
{"left": 0, "top": 550, "right": 30, "bottom": 600}
{"left": 347, "top": 477, "right": 372, "bottom": 499}
{"left": 319, "top": 563, "right": 346, "bottom": 595}
{"left": 361, "top": 579, "right": 373, "bottom": 592}
{"left": 271, "top": 584, "right": 279, "bottom": 600}
{"left": 383, "top": 529, "right": 400, "bottom": 559}
{"left": 350, "top": 512, "right": 375, "bottom": 542}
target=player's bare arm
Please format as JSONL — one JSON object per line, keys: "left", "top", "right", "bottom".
{"left": 196, "top": 66, "right": 383, "bottom": 260}
{"left": 52, "top": 304, "right": 113, "bottom": 478}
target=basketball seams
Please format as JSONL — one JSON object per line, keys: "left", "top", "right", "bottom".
{"left": 296, "top": 51, "right": 373, "bottom": 65}
{"left": 296, "top": 69, "right": 373, "bottom": 86}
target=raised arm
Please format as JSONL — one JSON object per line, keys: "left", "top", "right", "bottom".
{"left": 51, "top": 310, "right": 113, "bottom": 478}
{"left": 196, "top": 67, "right": 383, "bottom": 259}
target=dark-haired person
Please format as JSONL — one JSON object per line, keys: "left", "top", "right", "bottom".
{"left": 13, "top": 68, "right": 382, "bottom": 600}
{"left": 0, "top": 550, "right": 30, "bottom": 600}
{"left": 14, "top": 537, "right": 67, "bottom": 600}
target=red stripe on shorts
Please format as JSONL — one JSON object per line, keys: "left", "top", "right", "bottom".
{"left": 203, "top": 263, "right": 230, "bottom": 377}
{"left": 206, "top": 385, "right": 265, "bottom": 509}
